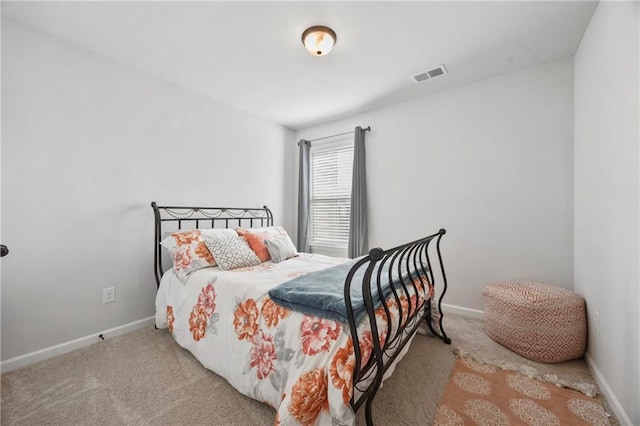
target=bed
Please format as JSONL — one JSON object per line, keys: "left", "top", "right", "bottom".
{"left": 151, "top": 202, "right": 451, "bottom": 425}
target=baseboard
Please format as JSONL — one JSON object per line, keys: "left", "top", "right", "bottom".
{"left": 441, "top": 303, "right": 485, "bottom": 320}
{"left": 585, "top": 353, "right": 633, "bottom": 425}
{"left": 0, "top": 305, "right": 479, "bottom": 373}
{"left": 1, "top": 316, "right": 155, "bottom": 374}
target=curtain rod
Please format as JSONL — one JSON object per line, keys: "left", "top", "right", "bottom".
{"left": 298, "top": 126, "right": 370, "bottom": 145}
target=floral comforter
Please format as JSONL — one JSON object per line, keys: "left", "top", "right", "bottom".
{"left": 155, "top": 253, "right": 432, "bottom": 425}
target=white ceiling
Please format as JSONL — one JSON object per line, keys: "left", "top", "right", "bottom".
{"left": 2, "top": 1, "right": 598, "bottom": 129}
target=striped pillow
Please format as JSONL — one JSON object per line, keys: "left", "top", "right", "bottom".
{"left": 264, "top": 236, "right": 298, "bottom": 263}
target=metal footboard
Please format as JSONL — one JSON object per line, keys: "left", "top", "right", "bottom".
{"left": 344, "top": 229, "right": 450, "bottom": 425}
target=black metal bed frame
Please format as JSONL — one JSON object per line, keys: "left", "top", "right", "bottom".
{"left": 151, "top": 201, "right": 273, "bottom": 286}
{"left": 344, "top": 231, "right": 451, "bottom": 425}
{"left": 151, "top": 202, "right": 450, "bottom": 425}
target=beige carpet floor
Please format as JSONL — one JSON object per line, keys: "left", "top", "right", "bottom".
{"left": 1, "top": 314, "right": 619, "bottom": 425}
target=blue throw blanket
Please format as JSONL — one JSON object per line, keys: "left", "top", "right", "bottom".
{"left": 268, "top": 258, "right": 427, "bottom": 323}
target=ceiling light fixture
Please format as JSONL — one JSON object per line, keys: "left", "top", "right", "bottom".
{"left": 301, "top": 26, "right": 337, "bottom": 57}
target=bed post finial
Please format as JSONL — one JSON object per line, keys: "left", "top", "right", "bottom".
{"left": 368, "top": 247, "right": 384, "bottom": 261}
{"left": 439, "top": 228, "right": 446, "bottom": 235}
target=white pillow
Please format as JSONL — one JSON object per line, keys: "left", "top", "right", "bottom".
{"left": 264, "top": 235, "right": 298, "bottom": 263}
{"left": 203, "top": 235, "right": 261, "bottom": 271}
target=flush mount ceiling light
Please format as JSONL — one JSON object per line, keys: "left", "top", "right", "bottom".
{"left": 301, "top": 26, "right": 337, "bottom": 56}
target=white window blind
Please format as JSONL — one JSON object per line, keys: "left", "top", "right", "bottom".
{"left": 309, "top": 143, "right": 354, "bottom": 251}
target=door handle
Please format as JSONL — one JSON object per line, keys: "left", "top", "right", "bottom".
{"left": 1, "top": 245, "right": 8, "bottom": 257}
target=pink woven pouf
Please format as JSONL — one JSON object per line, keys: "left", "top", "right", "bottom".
{"left": 482, "top": 281, "right": 587, "bottom": 363}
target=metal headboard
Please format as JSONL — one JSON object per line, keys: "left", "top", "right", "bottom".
{"left": 151, "top": 201, "right": 274, "bottom": 288}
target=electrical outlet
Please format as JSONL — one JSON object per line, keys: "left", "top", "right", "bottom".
{"left": 103, "top": 287, "right": 115, "bottom": 304}
{"left": 593, "top": 310, "right": 600, "bottom": 334}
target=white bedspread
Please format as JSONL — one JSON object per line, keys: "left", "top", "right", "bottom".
{"left": 155, "top": 253, "right": 429, "bottom": 425}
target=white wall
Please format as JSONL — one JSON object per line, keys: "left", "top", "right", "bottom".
{"left": 1, "top": 20, "right": 294, "bottom": 361}
{"left": 295, "top": 59, "right": 575, "bottom": 312}
{"left": 574, "top": 2, "right": 639, "bottom": 424}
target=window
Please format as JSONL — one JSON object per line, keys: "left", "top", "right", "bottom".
{"left": 309, "top": 140, "right": 353, "bottom": 257}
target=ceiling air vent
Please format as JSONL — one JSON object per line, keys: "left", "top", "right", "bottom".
{"left": 413, "top": 64, "right": 448, "bottom": 83}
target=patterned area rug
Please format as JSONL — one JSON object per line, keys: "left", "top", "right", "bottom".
{"left": 433, "top": 356, "right": 610, "bottom": 425}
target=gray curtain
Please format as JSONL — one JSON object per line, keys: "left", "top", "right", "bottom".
{"left": 297, "top": 140, "right": 311, "bottom": 253}
{"left": 348, "top": 127, "right": 368, "bottom": 258}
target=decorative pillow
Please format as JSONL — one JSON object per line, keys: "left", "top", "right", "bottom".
{"left": 199, "top": 228, "right": 238, "bottom": 241}
{"left": 161, "top": 228, "right": 236, "bottom": 283}
{"left": 235, "top": 226, "right": 290, "bottom": 262}
{"left": 203, "top": 235, "right": 261, "bottom": 271}
{"left": 264, "top": 236, "right": 298, "bottom": 263}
